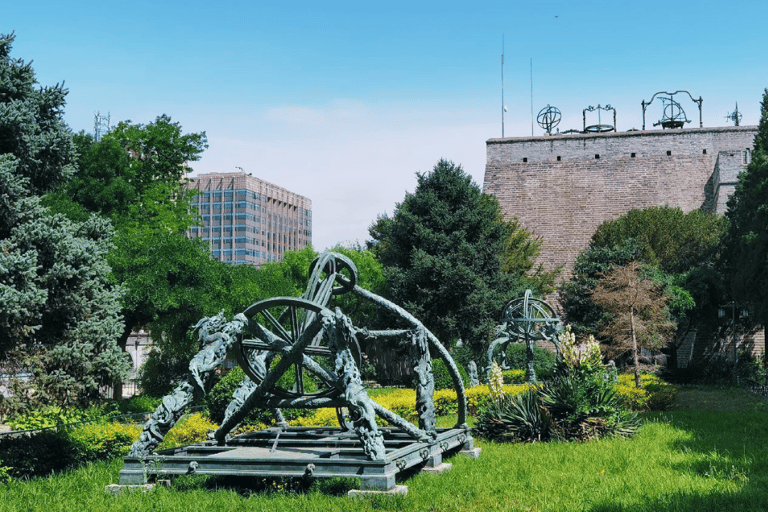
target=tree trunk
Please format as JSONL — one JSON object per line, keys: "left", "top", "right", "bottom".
{"left": 630, "top": 306, "right": 641, "bottom": 389}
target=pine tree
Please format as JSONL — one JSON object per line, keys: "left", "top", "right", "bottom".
{"left": 368, "top": 159, "right": 548, "bottom": 354}
{"left": 0, "top": 33, "right": 128, "bottom": 410}
{"left": 723, "top": 89, "right": 768, "bottom": 328}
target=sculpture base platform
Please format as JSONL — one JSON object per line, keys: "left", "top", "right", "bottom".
{"left": 118, "top": 426, "right": 475, "bottom": 492}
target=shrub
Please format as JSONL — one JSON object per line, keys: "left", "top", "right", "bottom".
{"left": 0, "top": 430, "right": 79, "bottom": 479}
{"left": 431, "top": 358, "right": 469, "bottom": 390}
{"left": 475, "top": 330, "right": 639, "bottom": 443}
{"left": 139, "top": 349, "right": 190, "bottom": 397}
{"left": 290, "top": 408, "right": 340, "bottom": 427}
{"left": 615, "top": 374, "right": 677, "bottom": 411}
{"left": 287, "top": 384, "right": 530, "bottom": 427}
{"left": 504, "top": 343, "right": 557, "bottom": 380}
{"left": 7, "top": 405, "right": 97, "bottom": 431}
{"left": 207, "top": 367, "right": 248, "bottom": 424}
{"left": 68, "top": 422, "right": 141, "bottom": 462}
{"left": 502, "top": 369, "right": 526, "bottom": 384}
{"left": 158, "top": 413, "right": 218, "bottom": 451}
{"left": 0, "top": 421, "right": 141, "bottom": 480}
{"left": 207, "top": 364, "right": 320, "bottom": 426}
{"left": 116, "top": 395, "right": 164, "bottom": 415}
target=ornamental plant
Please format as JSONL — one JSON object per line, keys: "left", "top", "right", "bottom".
{"left": 488, "top": 361, "right": 505, "bottom": 401}
{"left": 475, "top": 328, "right": 638, "bottom": 443}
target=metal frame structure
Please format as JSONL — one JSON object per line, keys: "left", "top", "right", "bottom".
{"left": 583, "top": 104, "right": 616, "bottom": 133}
{"left": 641, "top": 90, "right": 703, "bottom": 130}
{"left": 486, "top": 290, "right": 562, "bottom": 383}
{"left": 118, "top": 252, "right": 476, "bottom": 492}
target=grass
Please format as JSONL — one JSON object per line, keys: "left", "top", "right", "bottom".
{"left": 1, "top": 386, "right": 767, "bottom": 511}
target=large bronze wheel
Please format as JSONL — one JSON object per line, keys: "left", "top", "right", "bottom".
{"left": 237, "top": 296, "right": 361, "bottom": 427}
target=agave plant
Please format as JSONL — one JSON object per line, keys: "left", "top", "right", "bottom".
{"left": 474, "top": 388, "right": 552, "bottom": 442}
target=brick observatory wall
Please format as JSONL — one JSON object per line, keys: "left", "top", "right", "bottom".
{"left": 483, "top": 126, "right": 762, "bottom": 365}
{"left": 484, "top": 126, "right": 757, "bottom": 281}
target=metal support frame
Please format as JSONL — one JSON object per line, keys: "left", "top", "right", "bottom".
{"left": 641, "top": 90, "right": 703, "bottom": 130}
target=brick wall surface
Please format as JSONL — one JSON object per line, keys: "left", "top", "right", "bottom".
{"left": 484, "top": 126, "right": 763, "bottom": 362}
{"left": 484, "top": 126, "right": 757, "bottom": 280}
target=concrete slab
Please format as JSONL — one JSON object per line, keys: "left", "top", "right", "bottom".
{"left": 421, "top": 462, "right": 452, "bottom": 474}
{"left": 348, "top": 485, "right": 408, "bottom": 498}
{"left": 105, "top": 484, "right": 157, "bottom": 495}
{"left": 460, "top": 447, "right": 482, "bottom": 458}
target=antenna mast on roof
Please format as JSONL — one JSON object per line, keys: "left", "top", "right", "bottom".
{"left": 500, "top": 35, "right": 510, "bottom": 138}
{"left": 530, "top": 58, "right": 534, "bottom": 136}
{"left": 93, "top": 111, "right": 110, "bottom": 141}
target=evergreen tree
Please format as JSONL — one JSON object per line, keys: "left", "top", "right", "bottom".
{"left": 368, "top": 159, "right": 548, "bottom": 354}
{"left": 0, "top": 33, "right": 128, "bottom": 410}
{"left": 723, "top": 89, "right": 768, "bottom": 328}
{"left": 561, "top": 206, "right": 728, "bottom": 368}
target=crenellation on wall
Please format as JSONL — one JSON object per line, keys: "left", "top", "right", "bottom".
{"left": 487, "top": 127, "right": 755, "bottom": 167}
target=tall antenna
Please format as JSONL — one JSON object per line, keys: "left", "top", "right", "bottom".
{"left": 93, "top": 111, "right": 110, "bottom": 141}
{"left": 501, "top": 35, "right": 505, "bottom": 138}
{"left": 530, "top": 58, "right": 534, "bottom": 136}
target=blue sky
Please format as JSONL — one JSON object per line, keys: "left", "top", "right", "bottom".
{"left": 6, "top": 0, "right": 766, "bottom": 250}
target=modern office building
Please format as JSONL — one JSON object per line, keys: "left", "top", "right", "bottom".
{"left": 187, "top": 172, "right": 312, "bottom": 266}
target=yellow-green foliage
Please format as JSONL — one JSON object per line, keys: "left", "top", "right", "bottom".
{"left": 615, "top": 374, "right": 677, "bottom": 411}
{"left": 68, "top": 422, "right": 141, "bottom": 460}
{"left": 290, "top": 408, "right": 339, "bottom": 427}
{"left": 291, "top": 385, "right": 531, "bottom": 427}
{"left": 502, "top": 369, "right": 526, "bottom": 384}
{"left": 158, "top": 413, "right": 218, "bottom": 450}
{"left": 231, "top": 422, "right": 269, "bottom": 436}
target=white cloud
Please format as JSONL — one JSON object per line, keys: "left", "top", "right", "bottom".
{"left": 193, "top": 100, "right": 495, "bottom": 250}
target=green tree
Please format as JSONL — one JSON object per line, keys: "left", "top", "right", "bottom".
{"left": 591, "top": 262, "right": 676, "bottom": 387}
{"left": 46, "top": 113, "right": 213, "bottom": 398}
{"left": 591, "top": 206, "right": 727, "bottom": 274}
{"left": 368, "top": 159, "right": 547, "bottom": 355}
{"left": 0, "top": 33, "right": 128, "bottom": 409}
{"left": 561, "top": 206, "right": 725, "bottom": 343}
{"left": 723, "top": 89, "right": 768, "bottom": 328}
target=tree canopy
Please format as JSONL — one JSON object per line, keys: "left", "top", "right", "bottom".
{"left": 0, "top": 33, "right": 128, "bottom": 410}
{"left": 560, "top": 206, "right": 727, "bottom": 365}
{"left": 368, "top": 159, "right": 552, "bottom": 355}
{"left": 592, "top": 262, "right": 676, "bottom": 387}
{"left": 722, "top": 89, "right": 768, "bottom": 328}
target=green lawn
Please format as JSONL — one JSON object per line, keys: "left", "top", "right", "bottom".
{"left": 2, "top": 386, "right": 768, "bottom": 512}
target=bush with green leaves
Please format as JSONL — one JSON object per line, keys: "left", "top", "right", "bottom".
{"left": 504, "top": 343, "right": 557, "bottom": 380}
{"left": 68, "top": 422, "right": 140, "bottom": 462}
{"left": 157, "top": 413, "right": 217, "bottom": 451}
{"left": 206, "top": 366, "right": 247, "bottom": 424}
{"left": 7, "top": 405, "right": 98, "bottom": 431}
{"left": 502, "top": 369, "right": 526, "bottom": 384}
{"left": 430, "top": 358, "right": 469, "bottom": 390}
{"left": 615, "top": 374, "right": 677, "bottom": 411}
{"left": 206, "top": 365, "right": 318, "bottom": 425}
{"left": 475, "top": 330, "right": 638, "bottom": 443}
{"left": 0, "top": 430, "right": 79, "bottom": 479}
